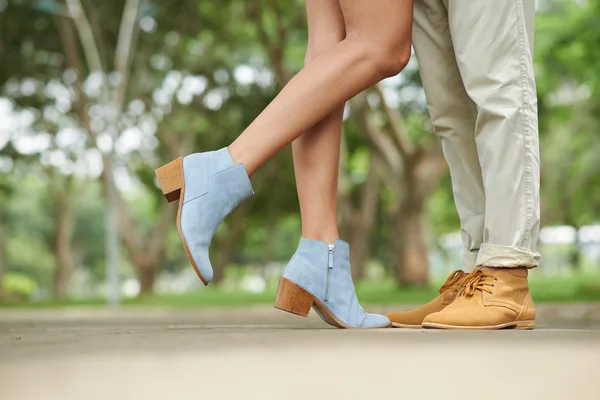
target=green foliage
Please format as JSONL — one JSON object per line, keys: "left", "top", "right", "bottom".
{"left": 72, "top": 182, "right": 106, "bottom": 279}
{"left": 535, "top": 0, "right": 600, "bottom": 226}
{"left": 2, "top": 272, "right": 38, "bottom": 301}
{"left": 427, "top": 175, "right": 460, "bottom": 236}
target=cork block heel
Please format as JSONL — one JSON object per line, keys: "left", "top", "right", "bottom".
{"left": 274, "top": 277, "right": 313, "bottom": 317}
{"left": 155, "top": 157, "right": 183, "bottom": 203}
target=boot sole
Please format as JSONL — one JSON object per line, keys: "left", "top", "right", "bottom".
{"left": 421, "top": 320, "right": 535, "bottom": 330}
{"left": 391, "top": 323, "right": 422, "bottom": 329}
{"left": 155, "top": 157, "right": 209, "bottom": 286}
{"left": 274, "top": 277, "right": 392, "bottom": 329}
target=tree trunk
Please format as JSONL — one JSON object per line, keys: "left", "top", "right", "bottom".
{"left": 351, "top": 159, "right": 381, "bottom": 281}
{"left": 349, "top": 223, "right": 370, "bottom": 281}
{"left": 54, "top": 194, "right": 74, "bottom": 297}
{"left": 211, "top": 203, "right": 249, "bottom": 285}
{"left": 569, "top": 230, "right": 581, "bottom": 271}
{"left": 393, "top": 201, "right": 429, "bottom": 286}
{"left": 212, "top": 260, "right": 226, "bottom": 285}
{"left": 119, "top": 199, "right": 174, "bottom": 296}
{"left": 212, "top": 233, "right": 238, "bottom": 285}
{"left": 565, "top": 217, "right": 581, "bottom": 271}
{"left": 138, "top": 265, "right": 158, "bottom": 295}
{"left": 351, "top": 88, "right": 448, "bottom": 287}
{"left": 338, "top": 146, "right": 382, "bottom": 281}
{"left": 133, "top": 244, "right": 167, "bottom": 295}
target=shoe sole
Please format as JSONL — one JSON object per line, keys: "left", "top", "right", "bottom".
{"left": 391, "top": 323, "right": 422, "bottom": 329}
{"left": 155, "top": 157, "right": 209, "bottom": 286}
{"left": 274, "top": 277, "right": 392, "bottom": 329}
{"left": 421, "top": 320, "right": 535, "bottom": 330}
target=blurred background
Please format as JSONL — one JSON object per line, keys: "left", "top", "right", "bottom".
{"left": 0, "top": 0, "right": 598, "bottom": 308}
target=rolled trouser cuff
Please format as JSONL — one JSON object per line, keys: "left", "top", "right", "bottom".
{"left": 476, "top": 243, "right": 540, "bottom": 268}
{"left": 463, "top": 251, "right": 479, "bottom": 273}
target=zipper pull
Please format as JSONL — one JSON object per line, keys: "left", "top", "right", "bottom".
{"left": 325, "top": 244, "right": 335, "bottom": 302}
{"left": 328, "top": 244, "right": 334, "bottom": 268}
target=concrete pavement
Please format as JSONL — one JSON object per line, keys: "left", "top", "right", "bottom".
{"left": 1, "top": 306, "right": 599, "bottom": 400}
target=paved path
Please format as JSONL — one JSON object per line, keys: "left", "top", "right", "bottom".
{"left": 1, "top": 307, "right": 599, "bottom": 400}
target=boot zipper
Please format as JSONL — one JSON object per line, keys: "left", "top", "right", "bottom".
{"left": 325, "top": 244, "right": 334, "bottom": 302}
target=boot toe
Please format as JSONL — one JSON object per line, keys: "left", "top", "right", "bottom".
{"left": 422, "top": 310, "right": 455, "bottom": 327}
{"left": 362, "top": 313, "right": 391, "bottom": 328}
{"left": 422, "top": 308, "right": 508, "bottom": 328}
{"left": 386, "top": 311, "right": 422, "bottom": 327}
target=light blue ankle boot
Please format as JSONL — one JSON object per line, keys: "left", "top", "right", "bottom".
{"left": 155, "top": 148, "right": 253, "bottom": 285}
{"left": 275, "top": 238, "right": 391, "bottom": 328}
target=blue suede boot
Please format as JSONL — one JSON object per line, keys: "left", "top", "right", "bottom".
{"left": 155, "top": 148, "right": 253, "bottom": 285}
{"left": 275, "top": 238, "right": 391, "bottom": 328}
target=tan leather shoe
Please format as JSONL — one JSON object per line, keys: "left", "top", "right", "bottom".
{"left": 422, "top": 267, "right": 535, "bottom": 330}
{"left": 386, "top": 270, "right": 469, "bottom": 328}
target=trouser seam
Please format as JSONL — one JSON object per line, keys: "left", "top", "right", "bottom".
{"left": 515, "top": 0, "right": 534, "bottom": 248}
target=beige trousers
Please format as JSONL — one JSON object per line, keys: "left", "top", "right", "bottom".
{"left": 413, "top": 0, "right": 540, "bottom": 270}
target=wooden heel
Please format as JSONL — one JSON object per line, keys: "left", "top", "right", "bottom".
{"left": 274, "top": 278, "right": 313, "bottom": 317}
{"left": 155, "top": 157, "right": 183, "bottom": 203}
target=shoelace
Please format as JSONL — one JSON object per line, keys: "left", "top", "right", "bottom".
{"left": 461, "top": 267, "right": 497, "bottom": 297}
{"left": 437, "top": 270, "right": 467, "bottom": 294}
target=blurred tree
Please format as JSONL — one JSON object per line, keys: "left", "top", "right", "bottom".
{"left": 48, "top": 174, "right": 76, "bottom": 296}
{"left": 338, "top": 146, "right": 383, "bottom": 281}
{"left": 535, "top": 0, "right": 600, "bottom": 269}
{"left": 351, "top": 88, "right": 446, "bottom": 286}
{"left": 5, "top": 173, "right": 56, "bottom": 291}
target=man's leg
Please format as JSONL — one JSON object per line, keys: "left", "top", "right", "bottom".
{"left": 449, "top": 0, "right": 540, "bottom": 268}
{"left": 412, "top": 0, "right": 485, "bottom": 272}
{"left": 386, "top": 0, "right": 484, "bottom": 328}
{"left": 422, "top": 0, "right": 539, "bottom": 330}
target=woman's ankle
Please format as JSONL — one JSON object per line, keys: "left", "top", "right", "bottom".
{"left": 227, "top": 144, "right": 257, "bottom": 177}
{"left": 301, "top": 231, "right": 339, "bottom": 244}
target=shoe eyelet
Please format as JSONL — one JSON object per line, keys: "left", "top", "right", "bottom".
{"left": 495, "top": 278, "right": 498, "bottom": 281}
{"left": 490, "top": 292, "right": 493, "bottom": 295}
{"left": 455, "top": 290, "right": 458, "bottom": 293}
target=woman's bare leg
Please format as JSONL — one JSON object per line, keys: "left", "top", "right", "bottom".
{"left": 293, "top": 0, "right": 345, "bottom": 244}
{"left": 228, "top": 0, "right": 414, "bottom": 176}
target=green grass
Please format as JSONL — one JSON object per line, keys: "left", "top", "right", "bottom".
{"left": 2, "top": 272, "right": 599, "bottom": 310}
{"left": 528, "top": 272, "right": 600, "bottom": 302}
